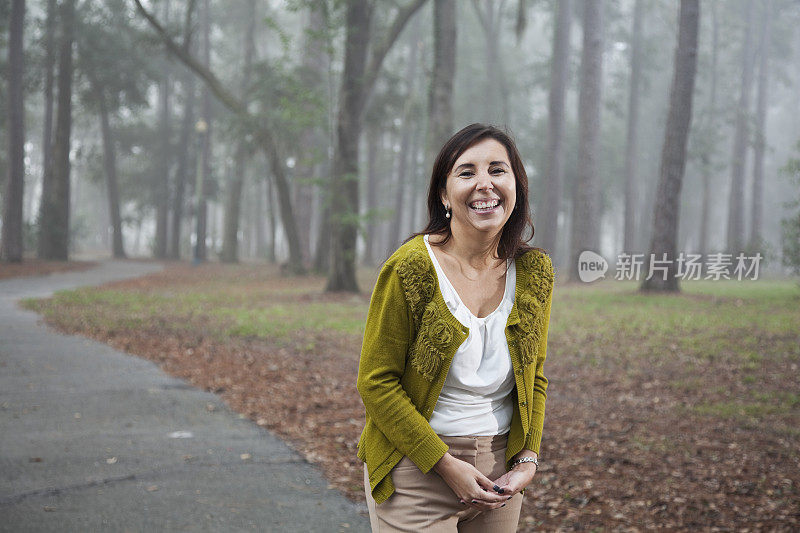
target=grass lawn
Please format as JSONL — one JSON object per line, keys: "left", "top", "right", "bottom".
{"left": 22, "top": 263, "right": 800, "bottom": 531}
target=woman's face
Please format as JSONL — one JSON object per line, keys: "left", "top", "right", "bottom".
{"left": 440, "top": 137, "right": 517, "bottom": 237}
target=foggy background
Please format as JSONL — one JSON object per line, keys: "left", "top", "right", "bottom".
{"left": 2, "top": 0, "right": 799, "bottom": 290}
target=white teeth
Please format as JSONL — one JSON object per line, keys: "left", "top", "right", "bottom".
{"left": 470, "top": 200, "right": 499, "bottom": 210}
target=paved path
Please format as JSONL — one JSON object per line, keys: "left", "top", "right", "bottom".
{"left": 0, "top": 261, "right": 369, "bottom": 532}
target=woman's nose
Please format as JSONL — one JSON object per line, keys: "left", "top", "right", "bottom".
{"left": 476, "top": 169, "right": 494, "bottom": 190}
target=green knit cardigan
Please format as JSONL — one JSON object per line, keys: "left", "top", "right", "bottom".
{"left": 356, "top": 234, "right": 555, "bottom": 504}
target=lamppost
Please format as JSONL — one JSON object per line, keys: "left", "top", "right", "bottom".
{"left": 193, "top": 119, "right": 208, "bottom": 265}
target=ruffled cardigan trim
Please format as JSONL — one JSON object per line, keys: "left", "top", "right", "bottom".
{"left": 395, "top": 238, "right": 554, "bottom": 381}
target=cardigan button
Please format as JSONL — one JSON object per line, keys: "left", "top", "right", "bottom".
{"left": 520, "top": 401, "right": 527, "bottom": 406}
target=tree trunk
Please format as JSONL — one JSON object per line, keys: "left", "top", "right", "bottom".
{"left": 171, "top": 72, "right": 195, "bottom": 259}
{"left": 313, "top": 197, "right": 331, "bottom": 272}
{"left": 41, "top": 0, "right": 56, "bottom": 211}
{"left": 133, "top": 214, "right": 143, "bottom": 254}
{"left": 641, "top": 0, "right": 699, "bottom": 292}
{"left": 38, "top": 0, "right": 75, "bottom": 260}
{"left": 569, "top": 0, "right": 603, "bottom": 281}
{"left": 294, "top": 3, "right": 330, "bottom": 266}
{"left": 168, "top": 1, "right": 197, "bottom": 260}
{"left": 405, "top": 117, "right": 424, "bottom": 237}
{"left": 426, "top": 0, "right": 456, "bottom": 171}
{"left": 376, "top": 131, "right": 392, "bottom": 258}
{"left": 411, "top": 119, "right": 428, "bottom": 235}
{"left": 726, "top": 0, "right": 756, "bottom": 253}
{"left": 1, "top": 0, "right": 25, "bottom": 262}
{"left": 261, "top": 138, "right": 304, "bottom": 268}
{"left": 390, "top": 123, "right": 413, "bottom": 251}
{"left": 93, "top": 80, "right": 125, "bottom": 258}
{"left": 622, "top": 0, "right": 643, "bottom": 253}
{"left": 241, "top": 177, "right": 253, "bottom": 258}
{"left": 749, "top": 0, "right": 771, "bottom": 251}
{"left": 221, "top": 0, "right": 256, "bottom": 263}
{"left": 194, "top": 0, "right": 211, "bottom": 262}
{"left": 699, "top": 152, "right": 711, "bottom": 254}
{"left": 154, "top": 0, "right": 171, "bottom": 259}
{"left": 538, "top": 0, "right": 570, "bottom": 256}
{"left": 472, "top": 0, "right": 509, "bottom": 125}
{"left": 325, "top": 0, "right": 427, "bottom": 292}
{"left": 208, "top": 191, "right": 218, "bottom": 253}
{"left": 252, "top": 178, "right": 265, "bottom": 258}
{"left": 389, "top": 24, "right": 421, "bottom": 252}
{"left": 266, "top": 174, "right": 276, "bottom": 262}
{"left": 363, "top": 120, "right": 380, "bottom": 266}
{"left": 326, "top": 0, "right": 372, "bottom": 292}
{"left": 698, "top": 0, "right": 718, "bottom": 256}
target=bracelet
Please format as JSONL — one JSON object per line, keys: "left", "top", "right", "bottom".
{"left": 511, "top": 456, "right": 539, "bottom": 469}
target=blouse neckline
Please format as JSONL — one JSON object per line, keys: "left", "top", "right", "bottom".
{"left": 423, "top": 234, "right": 513, "bottom": 322}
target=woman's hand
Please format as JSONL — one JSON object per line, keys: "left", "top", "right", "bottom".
{"left": 491, "top": 458, "right": 537, "bottom": 497}
{"left": 433, "top": 453, "right": 511, "bottom": 511}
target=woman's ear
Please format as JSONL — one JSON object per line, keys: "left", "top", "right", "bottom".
{"left": 440, "top": 188, "right": 449, "bottom": 209}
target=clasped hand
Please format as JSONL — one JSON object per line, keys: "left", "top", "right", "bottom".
{"left": 432, "top": 452, "right": 537, "bottom": 511}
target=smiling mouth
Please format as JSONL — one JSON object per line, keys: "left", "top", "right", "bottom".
{"left": 469, "top": 199, "right": 501, "bottom": 212}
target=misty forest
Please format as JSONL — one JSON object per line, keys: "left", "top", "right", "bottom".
{"left": 3, "top": 1, "right": 800, "bottom": 531}
{"left": 2, "top": 0, "right": 799, "bottom": 291}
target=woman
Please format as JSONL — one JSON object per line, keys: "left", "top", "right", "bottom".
{"left": 357, "top": 124, "right": 555, "bottom": 532}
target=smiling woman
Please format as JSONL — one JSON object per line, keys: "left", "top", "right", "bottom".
{"left": 356, "top": 124, "right": 555, "bottom": 532}
{"left": 441, "top": 137, "right": 516, "bottom": 235}
{"left": 416, "top": 124, "right": 534, "bottom": 264}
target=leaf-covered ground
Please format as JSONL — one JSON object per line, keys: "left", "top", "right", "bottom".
{"left": 0, "top": 259, "right": 95, "bottom": 280}
{"left": 22, "top": 263, "right": 800, "bottom": 532}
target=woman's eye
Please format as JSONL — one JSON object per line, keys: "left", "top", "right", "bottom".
{"left": 456, "top": 167, "right": 506, "bottom": 177}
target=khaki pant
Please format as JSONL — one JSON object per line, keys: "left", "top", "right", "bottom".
{"left": 363, "top": 434, "right": 524, "bottom": 532}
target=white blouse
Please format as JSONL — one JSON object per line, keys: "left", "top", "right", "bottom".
{"left": 423, "top": 234, "right": 516, "bottom": 436}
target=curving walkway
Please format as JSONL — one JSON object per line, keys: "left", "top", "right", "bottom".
{"left": 0, "top": 261, "right": 368, "bottom": 532}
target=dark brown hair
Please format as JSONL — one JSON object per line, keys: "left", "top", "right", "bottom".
{"left": 403, "top": 123, "right": 535, "bottom": 262}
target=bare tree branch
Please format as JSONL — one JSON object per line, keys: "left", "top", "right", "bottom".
{"left": 515, "top": 0, "right": 528, "bottom": 44}
{"left": 133, "top": 0, "right": 246, "bottom": 115}
{"left": 364, "top": 0, "right": 428, "bottom": 94}
{"left": 182, "top": 0, "right": 197, "bottom": 50}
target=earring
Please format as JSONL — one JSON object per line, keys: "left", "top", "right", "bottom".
{"left": 445, "top": 205, "right": 451, "bottom": 219}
